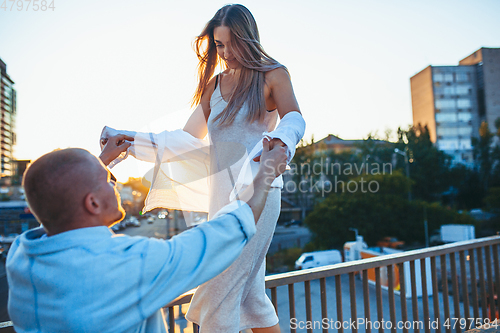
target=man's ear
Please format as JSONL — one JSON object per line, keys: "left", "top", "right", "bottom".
{"left": 84, "top": 192, "right": 101, "bottom": 215}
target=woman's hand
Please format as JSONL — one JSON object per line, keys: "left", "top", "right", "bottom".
{"left": 99, "top": 134, "right": 134, "bottom": 166}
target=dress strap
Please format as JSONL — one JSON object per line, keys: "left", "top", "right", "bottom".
{"left": 214, "top": 74, "right": 219, "bottom": 91}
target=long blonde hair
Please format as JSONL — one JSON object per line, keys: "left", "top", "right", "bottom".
{"left": 192, "top": 4, "right": 284, "bottom": 125}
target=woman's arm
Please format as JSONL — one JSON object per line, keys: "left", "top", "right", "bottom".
{"left": 252, "top": 68, "right": 304, "bottom": 161}
{"left": 266, "top": 67, "right": 301, "bottom": 119}
{"left": 183, "top": 76, "right": 217, "bottom": 139}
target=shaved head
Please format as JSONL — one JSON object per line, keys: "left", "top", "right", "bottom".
{"left": 23, "top": 148, "right": 106, "bottom": 232}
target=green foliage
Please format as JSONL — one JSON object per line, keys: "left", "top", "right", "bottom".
{"left": 396, "top": 124, "right": 452, "bottom": 202}
{"left": 449, "top": 165, "right": 485, "bottom": 210}
{"left": 484, "top": 187, "right": 500, "bottom": 212}
{"left": 472, "top": 122, "right": 495, "bottom": 191}
{"left": 305, "top": 172, "right": 476, "bottom": 249}
{"left": 294, "top": 122, "right": 500, "bottom": 250}
{"left": 266, "top": 247, "right": 303, "bottom": 272}
{"left": 302, "top": 241, "right": 323, "bottom": 253}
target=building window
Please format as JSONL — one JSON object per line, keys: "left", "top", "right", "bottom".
{"left": 436, "top": 113, "right": 457, "bottom": 122}
{"left": 457, "top": 127, "right": 472, "bottom": 136}
{"left": 433, "top": 74, "right": 444, "bottom": 82}
{"left": 457, "top": 99, "right": 471, "bottom": 108}
{"left": 456, "top": 85, "right": 471, "bottom": 95}
{"left": 437, "top": 127, "right": 457, "bottom": 136}
{"left": 458, "top": 113, "right": 472, "bottom": 122}
{"left": 435, "top": 99, "right": 456, "bottom": 109}
{"left": 456, "top": 73, "right": 469, "bottom": 82}
{"left": 438, "top": 139, "right": 459, "bottom": 150}
{"left": 443, "top": 87, "right": 455, "bottom": 94}
{"left": 444, "top": 73, "right": 454, "bottom": 82}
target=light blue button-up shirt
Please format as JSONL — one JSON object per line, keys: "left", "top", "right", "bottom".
{"left": 7, "top": 201, "right": 255, "bottom": 333}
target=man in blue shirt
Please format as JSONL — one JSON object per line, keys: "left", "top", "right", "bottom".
{"left": 6, "top": 137, "right": 287, "bottom": 333}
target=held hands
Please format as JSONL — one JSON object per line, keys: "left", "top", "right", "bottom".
{"left": 99, "top": 134, "right": 134, "bottom": 166}
{"left": 258, "top": 138, "right": 288, "bottom": 181}
{"left": 253, "top": 138, "right": 285, "bottom": 162}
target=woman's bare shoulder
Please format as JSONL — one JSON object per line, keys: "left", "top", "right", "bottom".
{"left": 265, "top": 66, "right": 291, "bottom": 86}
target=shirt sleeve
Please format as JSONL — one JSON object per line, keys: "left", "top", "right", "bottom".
{"left": 137, "top": 201, "right": 256, "bottom": 318}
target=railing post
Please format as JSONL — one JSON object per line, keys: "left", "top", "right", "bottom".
{"left": 349, "top": 272, "right": 358, "bottom": 333}
{"left": 441, "top": 254, "right": 451, "bottom": 333}
{"left": 410, "top": 260, "right": 420, "bottom": 333}
{"left": 431, "top": 256, "right": 442, "bottom": 333}
{"left": 336, "top": 275, "right": 344, "bottom": 333}
{"left": 375, "top": 267, "right": 384, "bottom": 333}
{"left": 305, "top": 280, "right": 313, "bottom": 333}
{"left": 477, "top": 247, "right": 488, "bottom": 319}
{"left": 459, "top": 251, "right": 470, "bottom": 322}
{"left": 362, "top": 270, "right": 371, "bottom": 333}
{"left": 320, "top": 277, "right": 328, "bottom": 333}
{"left": 493, "top": 244, "right": 500, "bottom": 319}
{"left": 469, "top": 248, "right": 480, "bottom": 326}
{"left": 168, "top": 306, "right": 175, "bottom": 333}
{"left": 420, "top": 258, "right": 431, "bottom": 333}
{"left": 387, "top": 265, "right": 397, "bottom": 333}
{"left": 289, "top": 283, "right": 296, "bottom": 333}
{"left": 398, "top": 263, "right": 408, "bottom": 333}
{"left": 449, "top": 252, "right": 461, "bottom": 333}
{"left": 485, "top": 246, "right": 496, "bottom": 320}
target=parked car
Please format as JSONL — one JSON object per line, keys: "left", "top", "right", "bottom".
{"left": 147, "top": 216, "right": 155, "bottom": 224}
{"left": 295, "top": 250, "right": 342, "bottom": 270}
{"left": 376, "top": 237, "right": 405, "bottom": 249}
{"left": 111, "top": 223, "right": 124, "bottom": 232}
{"left": 126, "top": 217, "right": 141, "bottom": 227}
{"left": 430, "top": 224, "right": 475, "bottom": 245}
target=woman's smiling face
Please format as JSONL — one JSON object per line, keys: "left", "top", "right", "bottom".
{"left": 214, "top": 25, "right": 242, "bottom": 70}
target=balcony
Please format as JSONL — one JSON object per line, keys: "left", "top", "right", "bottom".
{"left": 1, "top": 236, "right": 498, "bottom": 332}
{"left": 163, "top": 236, "right": 500, "bottom": 333}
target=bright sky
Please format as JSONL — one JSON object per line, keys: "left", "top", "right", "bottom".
{"left": 1, "top": 0, "right": 499, "bottom": 181}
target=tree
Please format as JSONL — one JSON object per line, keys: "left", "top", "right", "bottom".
{"left": 396, "top": 124, "right": 452, "bottom": 202}
{"left": 305, "top": 171, "right": 475, "bottom": 249}
{"left": 448, "top": 164, "right": 484, "bottom": 210}
{"left": 472, "top": 121, "right": 495, "bottom": 191}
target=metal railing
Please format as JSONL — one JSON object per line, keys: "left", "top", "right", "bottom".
{"left": 163, "top": 236, "right": 500, "bottom": 333}
{"left": 2, "top": 236, "right": 498, "bottom": 332}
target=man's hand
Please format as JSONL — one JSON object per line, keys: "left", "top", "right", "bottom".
{"left": 253, "top": 138, "right": 285, "bottom": 162}
{"left": 241, "top": 139, "right": 287, "bottom": 223}
{"left": 99, "top": 134, "right": 134, "bottom": 166}
{"left": 258, "top": 138, "right": 288, "bottom": 180}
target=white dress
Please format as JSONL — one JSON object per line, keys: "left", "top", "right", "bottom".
{"left": 185, "top": 80, "right": 281, "bottom": 332}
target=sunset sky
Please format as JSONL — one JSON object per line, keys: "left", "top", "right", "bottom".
{"left": 1, "top": 0, "right": 499, "bottom": 181}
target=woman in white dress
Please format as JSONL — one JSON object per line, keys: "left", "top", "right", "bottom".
{"left": 101, "top": 4, "right": 304, "bottom": 332}
{"left": 182, "top": 4, "right": 303, "bottom": 333}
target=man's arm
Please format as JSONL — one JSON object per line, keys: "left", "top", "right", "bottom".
{"left": 137, "top": 140, "right": 287, "bottom": 317}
